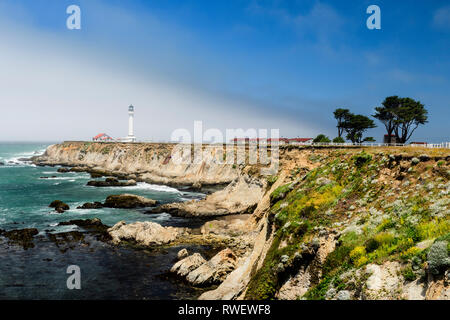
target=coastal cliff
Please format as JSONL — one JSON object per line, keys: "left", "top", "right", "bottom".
{"left": 33, "top": 142, "right": 450, "bottom": 300}
{"left": 32, "top": 141, "right": 267, "bottom": 217}
{"left": 33, "top": 142, "right": 239, "bottom": 187}
{"left": 206, "top": 147, "right": 449, "bottom": 300}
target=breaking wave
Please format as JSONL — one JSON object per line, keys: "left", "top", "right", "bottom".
{"left": 102, "top": 182, "right": 182, "bottom": 194}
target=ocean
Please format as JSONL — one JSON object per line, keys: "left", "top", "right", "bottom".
{"left": 0, "top": 142, "right": 213, "bottom": 299}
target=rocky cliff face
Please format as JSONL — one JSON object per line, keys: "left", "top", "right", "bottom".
{"left": 33, "top": 141, "right": 269, "bottom": 217}
{"left": 34, "top": 142, "right": 450, "bottom": 300}
{"left": 231, "top": 148, "right": 449, "bottom": 300}
{"left": 34, "top": 142, "right": 239, "bottom": 187}
{"left": 198, "top": 147, "right": 449, "bottom": 300}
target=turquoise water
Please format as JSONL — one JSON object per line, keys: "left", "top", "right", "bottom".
{"left": 0, "top": 142, "right": 203, "bottom": 232}
{"left": 0, "top": 143, "right": 216, "bottom": 299}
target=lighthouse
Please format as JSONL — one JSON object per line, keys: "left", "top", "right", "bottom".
{"left": 127, "top": 105, "right": 136, "bottom": 142}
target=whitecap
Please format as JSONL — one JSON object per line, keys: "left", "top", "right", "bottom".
{"left": 94, "top": 182, "right": 182, "bottom": 194}
{"left": 39, "top": 175, "right": 88, "bottom": 181}
{"left": 153, "top": 213, "right": 172, "bottom": 221}
{"left": 1, "top": 147, "right": 48, "bottom": 167}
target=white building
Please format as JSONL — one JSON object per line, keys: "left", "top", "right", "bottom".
{"left": 119, "top": 105, "right": 136, "bottom": 142}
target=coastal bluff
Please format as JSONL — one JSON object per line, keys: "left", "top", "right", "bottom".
{"left": 31, "top": 141, "right": 269, "bottom": 217}
{"left": 32, "top": 141, "right": 240, "bottom": 187}
{"left": 32, "top": 142, "right": 450, "bottom": 300}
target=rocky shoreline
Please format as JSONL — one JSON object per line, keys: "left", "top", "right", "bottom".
{"left": 25, "top": 142, "right": 450, "bottom": 300}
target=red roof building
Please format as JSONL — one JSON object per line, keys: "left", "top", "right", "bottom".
{"left": 230, "top": 138, "right": 312, "bottom": 145}
{"left": 93, "top": 133, "right": 113, "bottom": 141}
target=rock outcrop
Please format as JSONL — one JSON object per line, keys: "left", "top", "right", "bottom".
{"left": 148, "top": 176, "right": 264, "bottom": 217}
{"left": 58, "top": 218, "right": 108, "bottom": 231}
{"left": 276, "top": 234, "right": 338, "bottom": 300}
{"left": 87, "top": 178, "right": 136, "bottom": 187}
{"left": 103, "top": 194, "right": 158, "bottom": 209}
{"left": 171, "top": 248, "right": 238, "bottom": 286}
{"left": 177, "top": 248, "right": 189, "bottom": 260}
{"left": 49, "top": 200, "right": 70, "bottom": 213}
{"left": 108, "top": 221, "right": 185, "bottom": 246}
{"left": 77, "top": 202, "right": 103, "bottom": 209}
{"left": 0, "top": 228, "right": 39, "bottom": 249}
{"left": 171, "top": 253, "right": 207, "bottom": 277}
{"left": 187, "top": 249, "right": 238, "bottom": 286}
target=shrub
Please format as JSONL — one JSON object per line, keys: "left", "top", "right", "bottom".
{"left": 405, "top": 225, "right": 421, "bottom": 242}
{"left": 377, "top": 218, "right": 396, "bottom": 232}
{"left": 267, "top": 175, "right": 278, "bottom": 187}
{"left": 402, "top": 266, "right": 417, "bottom": 281}
{"left": 270, "top": 184, "right": 291, "bottom": 204}
{"left": 313, "top": 134, "right": 331, "bottom": 143}
{"left": 353, "top": 152, "right": 372, "bottom": 167}
{"left": 304, "top": 276, "right": 332, "bottom": 300}
{"left": 350, "top": 246, "right": 366, "bottom": 261}
{"left": 374, "top": 232, "right": 395, "bottom": 245}
{"left": 417, "top": 220, "right": 450, "bottom": 240}
{"left": 323, "top": 245, "right": 353, "bottom": 275}
{"left": 333, "top": 137, "right": 345, "bottom": 143}
{"left": 355, "top": 256, "right": 369, "bottom": 267}
{"left": 365, "top": 232, "right": 395, "bottom": 253}
{"left": 400, "top": 246, "right": 421, "bottom": 260}
{"left": 427, "top": 241, "right": 450, "bottom": 275}
{"left": 365, "top": 238, "right": 379, "bottom": 253}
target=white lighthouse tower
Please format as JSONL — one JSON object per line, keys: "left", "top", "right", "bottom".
{"left": 127, "top": 105, "right": 136, "bottom": 142}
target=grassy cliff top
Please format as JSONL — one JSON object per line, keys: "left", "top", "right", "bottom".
{"left": 246, "top": 149, "right": 449, "bottom": 300}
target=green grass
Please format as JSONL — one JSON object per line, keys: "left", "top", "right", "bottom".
{"left": 247, "top": 150, "right": 449, "bottom": 300}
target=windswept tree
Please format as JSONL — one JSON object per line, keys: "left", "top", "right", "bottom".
{"left": 394, "top": 98, "right": 428, "bottom": 143}
{"left": 373, "top": 96, "right": 428, "bottom": 144}
{"left": 333, "top": 108, "right": 352, "bottom": 138}
{"left": 373, "top": 96, "right": 401, "bottom": 144}
{"left": 345, "top": 114, "right": 377, "bottom": 143}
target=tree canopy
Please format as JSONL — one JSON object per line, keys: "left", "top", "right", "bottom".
{"left": 313, "top": 134, "right": 331, "bottom": 143}
{"left": 344, "top": 114, "right": 377, "bottom": 143}
{"left": 373, "top": 96, "right": 401, "bottom": 143}
{"left": 332, "top": 136, "right": 345, "bottom": 143}
{"left": 373, "top": 96, "right": 428, "bottom": 144}
{"left": 333, "top": 108, "right": 352, "bottom": 138}
{"left": 394, "top": 98, "right": 428, "bottom": 143}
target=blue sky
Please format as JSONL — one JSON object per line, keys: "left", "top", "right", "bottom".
{"left": 0, "top": 0, "right": 449, "bottom": 142}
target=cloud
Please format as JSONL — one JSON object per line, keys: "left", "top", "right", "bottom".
{"left": 247, "top": 0, "right": 348, "bottom": 61}
{"left": 0, "top": 2, "right": 320, "bottom": 142}
{"left": 364, "top": 52, "right": 382, "bottom": 66}
{"left": 388, "top": 68, "right": 447, "bottom": 86}
{"left": 432, "top": 5, "right": 450, "bottom": 31}
{"left": 389, "top": 69, "right": 416, "bottom": 83}
{"left": 248, "top": 0, "right": 344, "bottom": 40}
